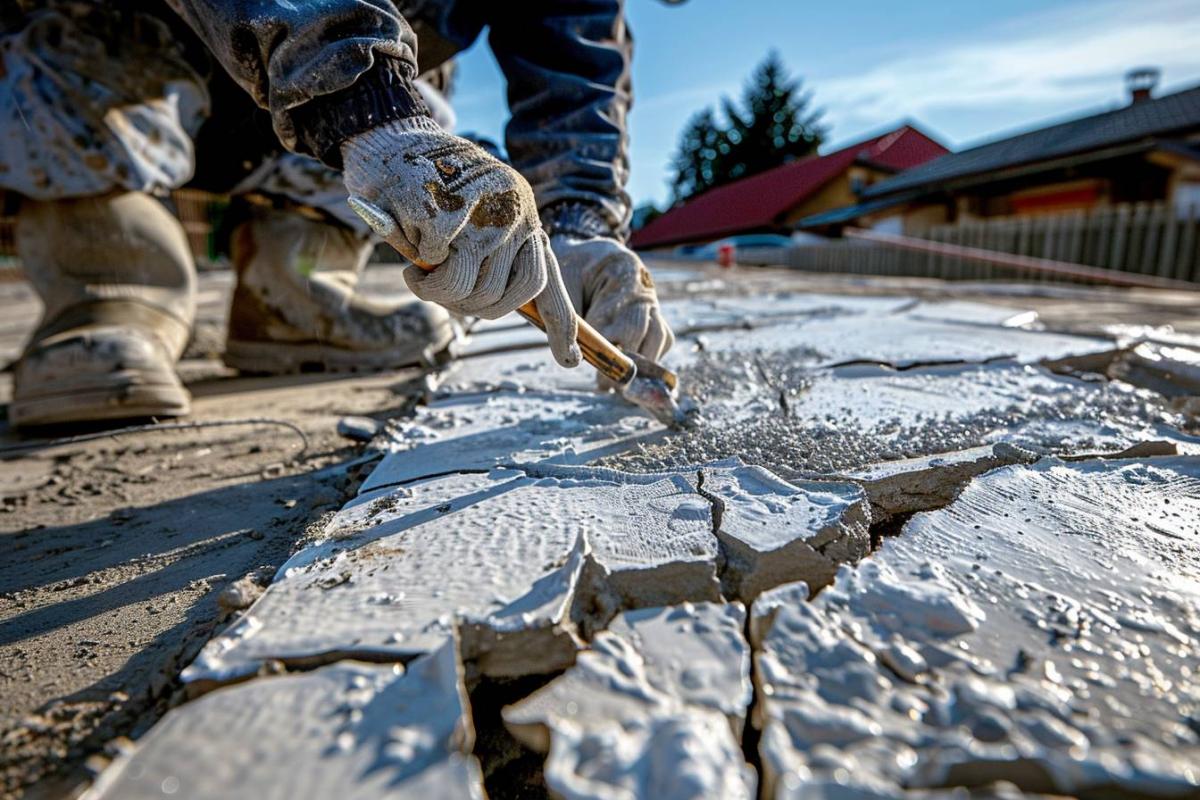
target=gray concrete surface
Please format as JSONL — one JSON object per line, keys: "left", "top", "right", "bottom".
{"left": 4, "top": 261, "right": 1200, "bottom": 798}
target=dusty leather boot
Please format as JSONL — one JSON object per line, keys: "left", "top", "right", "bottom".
{"left": 11, "top": 192, "right": 195, "bottom": 428}
{"left": 223, "top": 207, "right": 454, "bottom": 374}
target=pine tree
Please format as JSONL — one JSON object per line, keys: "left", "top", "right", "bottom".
{"left": 669, "top": 108, "right": 730, "bottom": 204}
{"left": 723, "top": 51, "right": 825, "bottom": 182}
{"left": 667, "top": 52, "right": 826, "bottom": 203}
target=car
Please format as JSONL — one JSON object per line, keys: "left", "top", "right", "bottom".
{"left": 672, "top": 233, "right": 795, "bottom": 260}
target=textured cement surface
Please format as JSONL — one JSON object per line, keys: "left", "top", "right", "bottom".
{"left": 88, "top": 644, "right": 483, "bottom": 799}
{"left": 32, "top": 261, "right": 1200, "bottom": 799}
{"left": 752, "top": 456, "right": 1200, "bottom": 798}
{"left": 1, "top": 265, "right": 429, "bottom": 800}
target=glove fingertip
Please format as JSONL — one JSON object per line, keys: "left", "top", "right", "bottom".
{"left": 549, "top": 341, "right": 581, "bottom": 369}
{"left": 347, "top": 196, "right": 397, "bottom": 240}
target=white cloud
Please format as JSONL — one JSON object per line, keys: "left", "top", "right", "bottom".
{"left": 814, "top": 0, "right": 1200, "bottom": 146}
{"left": 636, "top": 83, "right": 741, "bottom": 113}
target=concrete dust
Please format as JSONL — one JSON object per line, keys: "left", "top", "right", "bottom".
{"left": 598, "top": 343, "right": 1184, "bottom": 480}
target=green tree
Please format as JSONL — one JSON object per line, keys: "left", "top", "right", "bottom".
{"left": 631, "top": 202, "right": 664, "bottom": 231}
{"left": 667, "top": 52, "right": 826, "bottom": 203}
{"left": 669, "top": 108, "right": 731, "bottom": 204}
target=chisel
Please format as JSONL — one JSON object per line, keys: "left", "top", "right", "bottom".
{"left": 510, "top": 299, "right": 699, "bottom": 429}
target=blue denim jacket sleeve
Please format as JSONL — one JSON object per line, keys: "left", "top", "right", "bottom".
{"left": 163, "top": 0, "right": 633, "bottom": 225}
{"left": 163, "top": 0, "right": 428, "bottom": 164}
{"left": 487, "top": 0, "right": 633, "bottom": 241}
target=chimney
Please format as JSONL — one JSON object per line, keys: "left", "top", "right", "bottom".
{"left": 1126, "top": 67, "right": 1160, "bottom": 104}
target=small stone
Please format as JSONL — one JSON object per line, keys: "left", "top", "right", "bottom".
{"left": 217, "top": 577, "right": 264, "bottom": 614}
{"left": 337, "top": 416, "right": 382, "bottom": 442}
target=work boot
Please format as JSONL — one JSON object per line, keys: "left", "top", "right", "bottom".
{"left": 11, "top": 192, "right": 195, "bottom": 428}
{"left": 223, "top": 207, "right": 454, "bottom": 374}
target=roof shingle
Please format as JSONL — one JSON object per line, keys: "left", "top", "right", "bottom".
{"left": 864, "top": 84, "right": 1200, "bottom": 199}
{"left": 630, "top": 125, "right": 947, "bottom": 249}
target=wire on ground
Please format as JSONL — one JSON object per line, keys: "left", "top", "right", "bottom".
{"left": 0, "top": 418, "right": 310, "bottom": 459}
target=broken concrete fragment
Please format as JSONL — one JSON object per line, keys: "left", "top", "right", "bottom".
{"left": 574, "top": 474, "right": 721, "bottom": 633}
{"left": 88, "top": 643, "right": 484, "bottom": 799}
{"left": 751, "top": 457, "right": 1200, "bottom": 799}
{"left": 336, "top": 415, "right": 382, "bottom": 442}
{"left": 505, "top": 602, "right": 754, "bottom": 799}
{"left": 701, "top": 464, "right": 870, "bottom": 601}
{"left": 540, "top": 711, "right": 754, "bottom": 800}
{"left": 1058, "top": 438, "right": 1178, "bottom": 461}
{"left": 186, "top": 467, "right": 722, "bottom": 686}
{"left": 610, "top": 602, "right": 752, "bottom": 732}
{"left": 835, "top": 442, "right": 1038, "bottom": 521}
{"left": 216, "top": 575, "right": 264, "bottom": 615}
{"left": 459, "top": 535, "right": 588, "bottom": 681}
{"left": 1110, "top": 342, "right": 1200, "bottom": 398}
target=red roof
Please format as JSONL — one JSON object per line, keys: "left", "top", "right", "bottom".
{"left": 630, "top": 124, "right": 948, "bottom": 249}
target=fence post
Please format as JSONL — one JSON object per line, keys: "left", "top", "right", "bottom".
{"left": 1142, "top": 200, "right": 1161, "bottom": 275}
{"left": 1067, "top": 209, "right": 1084, "bottom": 265}
{"left": 1179, "top": 203, "right": 1199, "bottom": 282}
{"left": 1109, "top": 204, "right": 1130, "bottom": 270}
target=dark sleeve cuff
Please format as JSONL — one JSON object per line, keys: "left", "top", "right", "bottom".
{"left": 540, "top": 201, "right": 619, "bottom": 240}
{"left": 292, "top": 57, "right": 431, "bottom": 169}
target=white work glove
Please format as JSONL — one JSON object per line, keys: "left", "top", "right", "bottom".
{"left": 553, "top": 234, "right": 675, "bottom": 365}
{"left": 341, "top": 118, "right": 580, "bottom": 368}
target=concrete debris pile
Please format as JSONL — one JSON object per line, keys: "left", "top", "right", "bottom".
{"left": 86, "top": 282, "right": 1200, "bottom": 799}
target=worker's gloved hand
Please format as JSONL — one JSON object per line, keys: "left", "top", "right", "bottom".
{"left": 552, "top": 234, "right": 675, "bottom": 373}
{"left": 341, "top": 118, "right": 580, "bottom": 368}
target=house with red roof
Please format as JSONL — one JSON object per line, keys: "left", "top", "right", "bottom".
{"left": 630, "top": 123, "right": 948, "bottom": 251}
{"left": 799, "top": 76, "right": 1200, "bottom": 236}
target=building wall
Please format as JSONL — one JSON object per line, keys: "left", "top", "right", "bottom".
{"left": 780, "top": 167, "right": 892, "bottom": 228}
{"left": 868, "top": 153, "right": 1191, "bottom": 234}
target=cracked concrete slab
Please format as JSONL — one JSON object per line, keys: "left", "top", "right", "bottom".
{"left": 504, "top": 602, "right": 754, "bottom": 800}
{"left": 88, "top": 643, "right": 483, "bottom": 800}
{"left": 70, "top": 273, "right": 1200, "bottom": 798}
{"left": 602, "top": 358, "right": 1181, "bottom": 479}
{"left": 361, "top": 390, "right": 657, "bottom": 491}
{"left": 459, "top": 534, "right": 588, "bottom": 680}
{"left": 902, "top": 300, "right": 1038, "bottom": 328}
{"left": 185, "top": 467, "right": 720, "bottom": 686}
{"left": 662, "top": 293, "right": 915, "bottom": 334}
{"left": 701, "top": 464, "right": 871, "bottom": 602}
{"left": 1111, "top": 342, "right": 1200, "bottom": 399}
{"left": 673, "top": 314, "right": 1117, "bottom": 371}
{"left": 751, "top": 456, "right": 1200, "bottom": 799}
{"left": 573, "top": 474, "right": 721, "bottom": 632}
{"left": 460, "top": 317, "right": 546, "bottom": 357}
{"left": 834, "top": 443, "right": 1039, "bottom": 521}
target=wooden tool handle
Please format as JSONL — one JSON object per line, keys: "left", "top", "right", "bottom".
{"left": 411, "top": 260, "right": 635, "bottom": 385}
{"left": 515, "top": 301, "right": 635, "bottom": 385}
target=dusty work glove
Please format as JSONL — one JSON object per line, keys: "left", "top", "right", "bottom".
{"left": 341, "top": 118, "right": 580, "bottom": 368}
{"left": 553, "top": 234, "right": 675, "bottom": 368}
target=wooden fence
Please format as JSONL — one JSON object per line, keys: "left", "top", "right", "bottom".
{"left": 739, "top": 202, "right": 1200, "bottom": 285}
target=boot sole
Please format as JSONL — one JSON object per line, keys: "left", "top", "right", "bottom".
{"left": 223, "top": 325, "right": 456, "bottom": 375}
{"left": 10, "top": 371, "right": 191, "bottom": 428}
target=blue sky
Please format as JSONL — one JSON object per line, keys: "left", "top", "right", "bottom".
{"left": 449, "top": 0, "right": 1200, "bottom": 208}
